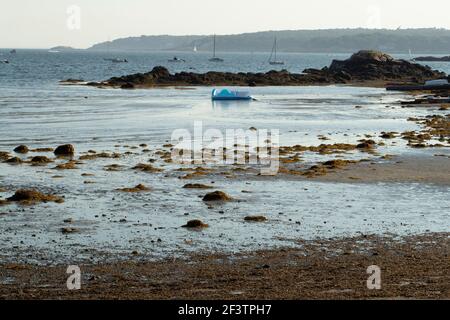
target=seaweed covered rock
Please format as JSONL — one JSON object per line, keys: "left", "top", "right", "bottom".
{"left": 183, "top": 183, "right": 213, "bottom": 189}
{"left": 132, "top": 163, "right": 163, "bottom": 173}
{"left": 54, "top": 161, "right": 78, "bottom": 170}
{"left": 117, "top": 184, "right": 151, "bottom": 192}
{"left": 31, "top": 156, "right": 53, "bottom": 164}
{"left": 182, "top": 219, "right": 209, "bottom": 229}
{"left": 202, "top": 191, "right": 232, "bottom": 202}
{"left": 5, "top": 157, "right": 23, "bottom": 164}
{"left": 0, "top": 151, "right": 10, "bottom": 161}
{"left": 244, "top": 216, "right": 268, "bottom": 222}
{"left": 7, "top": 189, "right": 64, "bottom": 204}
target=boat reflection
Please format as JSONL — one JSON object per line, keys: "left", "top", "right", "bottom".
{"left": 212, "top": 99, "right": 252, "bottom": 110}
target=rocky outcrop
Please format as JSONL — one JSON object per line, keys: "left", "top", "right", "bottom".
{"left": 86, "top": 51, "right": 445, "bottom": 89}
{"left": 323, "top": 50, "right": 445, "bottom": 82}
{"left": 414, "top": 56, "right": 450, "bottom": 62}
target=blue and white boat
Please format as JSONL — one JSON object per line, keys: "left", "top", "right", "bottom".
{"left": 211, "top": 89, "right": 252, "bottom": 101}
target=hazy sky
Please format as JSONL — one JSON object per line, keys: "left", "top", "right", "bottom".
{"left": 1, "top": 0, "right": 450, "bottom": 48}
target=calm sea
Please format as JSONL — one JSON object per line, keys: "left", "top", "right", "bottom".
{"left": 1, "top": 50, "right": 450, "bottom": 88}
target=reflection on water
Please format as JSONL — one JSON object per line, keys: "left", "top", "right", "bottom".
{"left": 212, "top": 99, "right": 252, "bottom": 110}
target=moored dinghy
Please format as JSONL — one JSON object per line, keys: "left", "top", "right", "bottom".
{"left": 211, "top": 88, "right": 252, "bottom": 101}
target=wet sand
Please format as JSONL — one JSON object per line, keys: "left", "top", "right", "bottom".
{"left": 308, "top": 154, "right": 450, "bottom": 184}
{"left": 1, "top": 233, "right": 448, "bottom": 300}
{"left": 1, "top": 83, "right": 449, "bottom": 299}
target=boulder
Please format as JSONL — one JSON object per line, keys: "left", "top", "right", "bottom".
{"left": 14, "top": 145, "right": 29, "bottom": 154}
{"left": 54, "top": 144, "right": 75, "bottom": 156}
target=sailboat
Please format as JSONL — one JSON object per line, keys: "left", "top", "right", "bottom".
{"left": 409, "top": 49, "right": 415, "bottom": 62}
{"left": 193, "top": 45, "right": 198, "bottom": 53}
{"left": 268, "top": 37, "right": 284, "bottom": 65}
{"left": 209, "top": 35, "right": 224, "bottom": 62}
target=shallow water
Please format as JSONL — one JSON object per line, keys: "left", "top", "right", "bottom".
{"left": 0, "top": 51, "right": 449, "bottom": 263}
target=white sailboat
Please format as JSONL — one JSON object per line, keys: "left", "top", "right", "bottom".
{"left": 209, "top": 35, "right": 224, "bottom": 62}
{"left": 268, "top": 37, "right": 284, "bottom": 65}
{"left": 193, "top": 45, "right": 198, "bottom": 53}
{"left": 409, "top": 49, "right": 415, "bottom": 62}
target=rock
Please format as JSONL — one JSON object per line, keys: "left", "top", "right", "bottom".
{"left": 0, "top": 151, "right": 10, "bottom": 161}
{"left": 30, "top": 156, "right": 53, "bottom": 164}
{"left": 7, "top": 189, "right": 64, "bottom": 204}
{"left": 117, "top": 184, "right": 151, "bottom": 192}
{"left": 54, "top": 144, "right": 75, "bottom": 157}
{"left": 244, "top": 216, "right": 268, "bottom": 222}
{"left": 54, "top": 161, "right": 77, "bottom": 170}
{"left": 61, "top": 227, "right": 78, "bottom": 234}
{"left": 79, "top": 152, "right": 121, "bottom": 160}
{"left": 323, "top": 159, "right": 356, "bottom": 169}
{"left": 132, "top": 163, "right": 163, "bottom": 173}
{"left": 380, "top": 132, "right": 397, "bottom": 139}
{"left": 183, "top": 183, "right": 213, "bottom": 189}
{"left": 202, "top": 191, "right": 232, "bottom": 202}
{"left": 30, "top": 147, "right": 54, "bottom": 152}
{"left": 14, "top": 145, "right": 29, "bottom": 154}
{"left": 328, "top": 50, "right": 445, "bottom": 82}
{"left": 182, "top": 219, "right": 209, "bottom": 229}
{"left": 4, "top": 157, "right": 23, "bottom": 164}
{"left": 121, "top": 83, "right": 135, "bottom": 89}
{"left": 356, "top": 140, "right": 377, "bottom": 149}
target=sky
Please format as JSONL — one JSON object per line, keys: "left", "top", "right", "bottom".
{"left": 1, "top": 0, "right": 450, "bottom": 49}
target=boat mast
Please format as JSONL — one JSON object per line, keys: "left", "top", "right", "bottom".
{"left": 274, "top": 37, "right": 277, "bottom": 62}
{"left": 269, "top": 37, "right": 278, "bottom": 63}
